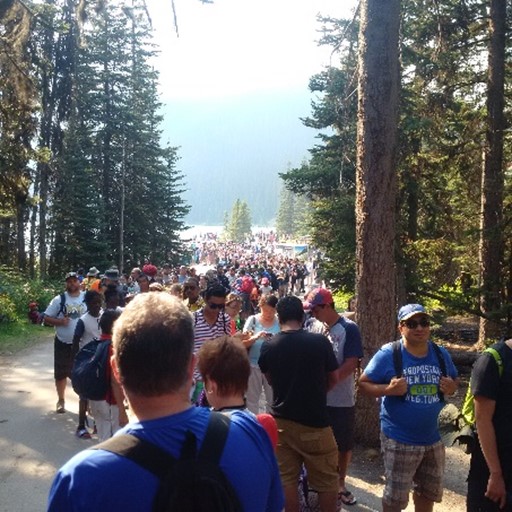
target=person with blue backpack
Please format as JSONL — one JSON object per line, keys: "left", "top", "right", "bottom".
{"left": 359, "top": 303, "right": 459, "bottom": 512}
{"left": 48, "top": 293, "right": 283, "bottom": 512}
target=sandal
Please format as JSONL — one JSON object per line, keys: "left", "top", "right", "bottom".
{"left": 339, "top": 489, "right": 357, "bottom": 506}
{"left": 56, "top": 400, "right": 65, "bottom": 414}
{"left": 76, "top": 428, "right": 91, "bottom": 439}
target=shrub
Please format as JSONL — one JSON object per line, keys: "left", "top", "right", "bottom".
{"left": 0, "top": 294, "right": 18, "bottom": 323}
{"left": 0, "top": 266, "right": 61, "bottom": 323}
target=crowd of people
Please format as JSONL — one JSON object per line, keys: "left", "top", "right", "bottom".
{"left": 42, "top": 243, "right": 511, "bottom": 512}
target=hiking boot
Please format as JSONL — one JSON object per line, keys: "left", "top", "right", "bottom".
{"left": 56, "top": 400, "right": 65, "bottom": 414}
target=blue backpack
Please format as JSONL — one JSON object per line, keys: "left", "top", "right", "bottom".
{"left": 71, "top": 338, "right": 111, "bottom": 400}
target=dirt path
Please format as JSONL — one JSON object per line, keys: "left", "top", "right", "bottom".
{"left": 0, "top": 335, "right": 469, "bottom": 511}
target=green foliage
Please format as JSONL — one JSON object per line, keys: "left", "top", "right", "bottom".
{"left": 224, "top": 199, "right": 252, "bottom": 242}
{"left": 1, "top": 0, "right": 190, "bottom": 275}
{"left": 0, "top": 266, "right": 60, "bottom": 321}
{"left": 275, "top": 183, "right": 311, "bottom": 239}
{"left": 0, "top": 295, "right": 18, "bottom": 323}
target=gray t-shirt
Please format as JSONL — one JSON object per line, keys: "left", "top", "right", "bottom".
{"left": 309, "top": 316, "right": 363, "bottom": 407}
{"left": 44, "top": 292, "right": 86, "bottom": 344}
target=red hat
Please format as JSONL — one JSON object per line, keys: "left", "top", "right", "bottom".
{"left": 303, "top": 288, "right": 333, "bottom": 310}
{"left": 142, "top": 264, "right": 158, "bottom": 277}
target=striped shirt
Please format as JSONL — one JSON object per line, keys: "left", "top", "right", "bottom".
{"left": 193, "top": 308, "right": 231, "bottom": 379}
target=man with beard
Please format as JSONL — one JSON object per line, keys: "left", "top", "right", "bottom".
{"left": 43, "top": 272, "right": 87, "bottom": 413}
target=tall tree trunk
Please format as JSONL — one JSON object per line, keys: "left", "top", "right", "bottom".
{"left": 16, "top": 199, "right": 26, "bottom": 271}
{"left": 29, "top": 172, "right": 40, "bottom": 278}
{"left": 478, "top": 0, "right": 506, "bottom": 347}
{"left": 354, "top": 0, "right": 401, "bottom": 446}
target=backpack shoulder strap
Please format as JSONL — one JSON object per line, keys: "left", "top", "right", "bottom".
{"left": 58, "top": 293, "right": 66, "bottom": 316}
{"left": 430, "top": 341, "right": 447, "bottom": 377}
{"left": 198, "top": 411, "right": 231, "bottom": 463}
{"left": 484, "top": 346, "right": 503, "bottom": 378}
{"left": 92, "top": 411, "right": 231, "bottom": 477}
{"left": 93, "top": 434, "right": 176, "bottom": 480}
{"left": 430, "top": 341, "right": 447, "bottom": 401}
{"left": 392, "top": 340, "right": 402, "bottom": 377}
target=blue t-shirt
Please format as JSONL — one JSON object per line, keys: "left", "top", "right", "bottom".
{"left": 363, "top": 340, "right": 458, "bottom": 445}
{"left": 47, "top": 408, "right": 283, "bottom": 512}
{"left": 244, "top": 315, "right": 280, "bottom": 365}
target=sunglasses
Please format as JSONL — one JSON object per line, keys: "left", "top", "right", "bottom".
{"left": 207, "top": 303, "right": 225, "bottom": 310}
{"left": 403, "top": 318, "right": 430, "bottom": 329}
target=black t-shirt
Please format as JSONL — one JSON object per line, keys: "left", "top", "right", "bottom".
{"left": 471, "top": 340, "right": 512, "bottom": 449}
{"left": 258, "top": 329, "right": 338, "bottom": 428}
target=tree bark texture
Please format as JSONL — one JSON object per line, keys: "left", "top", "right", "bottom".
{"left": 478, "top": 0, "right": 506, "bottom": 347}
{"left": 354, "top": 0, "right": 401, "bottom": 446}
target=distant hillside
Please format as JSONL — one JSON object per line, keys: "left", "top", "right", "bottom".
{"left": 159, "top": 88, "right": 319, "bottom": 225}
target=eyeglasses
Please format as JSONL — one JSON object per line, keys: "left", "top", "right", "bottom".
{"left": 207, "top": 303, "right": 225, "bottom": 310}
{"left": 403, "top": 318, "right": 430, "bottom": 329}
{"left": 183, "top": 286, "right": 197, "bottom": 291}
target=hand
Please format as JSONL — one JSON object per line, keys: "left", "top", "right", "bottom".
{"left": 439, "top": 376, "right": 457, "bottom": 396}
{"left": 485, "top": 472, "right": 507, "bottom": 508}
{"left": 61, "top": 316, "right": 70, "bottom": 327}
{"left": 386, "top": 377, "right": 407, "bottom": 396}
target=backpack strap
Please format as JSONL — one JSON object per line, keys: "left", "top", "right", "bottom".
{"left": 391, "top": 340, "right": 402, "bottom": 378}
{"left": 484, "top": 346, "right": 503, "bottom": 378}
{"left": 93, "top": 432, "right": 175, "bottom": 480}
{"left": 58, "top": 293, "right": 67, "bottom": 317}
{"left": 92, "top": 411, "right": 231, "bottom": 478}
{"left": 430, "top": 341, "right": 447, "bottom": 401}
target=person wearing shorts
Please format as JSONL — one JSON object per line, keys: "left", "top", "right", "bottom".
{"left": 305, "top": 288, "right": 363, "bottom": 506}
{"left": 259, "top": 295, "right": 340, "bottom": 512}
{"left": 359, "top": 304, "right": 458, "bottom": 512}
{"left": 43, "top": 272, "right": 86, "bottom": 414}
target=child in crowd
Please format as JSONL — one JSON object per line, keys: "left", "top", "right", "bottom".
{"left": 88, "top": 309, "right": 128, "bottom": 442}
{"left": 72, "top": 291, "right": 103, "bottom": 439}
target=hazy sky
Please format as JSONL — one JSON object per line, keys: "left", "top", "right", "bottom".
{"left": 144, "top": 0, "right": 359, "bottom": 224}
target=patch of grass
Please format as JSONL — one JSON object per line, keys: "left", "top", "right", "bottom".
{"left": 0, "top": 321, "right": 53, "bottom": 356}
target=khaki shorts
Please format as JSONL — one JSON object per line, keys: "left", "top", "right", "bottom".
{"left": 381, "top": 432, "right": 445, "bottom": 508}
{"left": 275, "top": 417, "right": 338, "bottom": 492}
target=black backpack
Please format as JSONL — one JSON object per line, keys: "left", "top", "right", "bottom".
{"left": 71, "top": 338, "right": 111, "bottom": 400}
{"left": 94, "top": 411, "right": 243, "bottom": 512}
{"left": 392, "top": 339, "right": 447, "bottom": 401}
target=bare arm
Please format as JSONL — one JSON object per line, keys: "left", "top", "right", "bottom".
{"left": 474, "top": 396, "right": 506, "bottom": 509}
{"left": 44, "top": 315, "right": 70, "bottom": 327}
{"left": 327, "top": 370, "right": 338, "bottom": 391}
{"left": 335, "top": 357, "right": 359, "bottom": 383}
{"left": 358, "top": 372, "right": 408, "bottom": 398}
{"left": 111, "top": 374, "right": 129, "bottom": 427}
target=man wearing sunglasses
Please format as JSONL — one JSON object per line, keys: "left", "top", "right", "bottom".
{"left": 359, "top": 304, "right": 458, "bottom": 512}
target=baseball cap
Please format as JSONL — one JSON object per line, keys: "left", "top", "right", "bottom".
{"left": 303, "top": 288, "right": 333, "bottom": 310}
{"left": 65, "top": 271, "right": 78, "bottom": 280}
{"left": 397, "top": 304, "right": 429, "bottom": 322}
